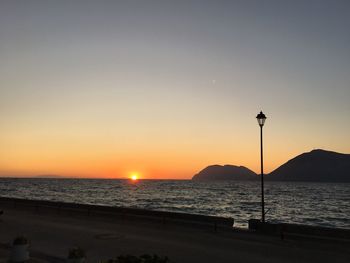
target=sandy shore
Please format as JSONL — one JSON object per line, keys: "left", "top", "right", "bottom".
{"left": 0, "top": 204, "right": 349, "bottom": 262}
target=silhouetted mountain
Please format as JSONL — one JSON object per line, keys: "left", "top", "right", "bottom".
{"left": 268, "top": 149, "right": 350, "bottom": 182}
{"left": 192, "top": 165, "right": 257, "bottom": 181}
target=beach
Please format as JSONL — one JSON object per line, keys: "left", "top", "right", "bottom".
{"left": 0, "top": 199, "right": 349, "bottom": 262}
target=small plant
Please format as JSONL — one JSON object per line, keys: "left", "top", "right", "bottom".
{"left": 10, "top": 236, "right": 30, "bottom": 262}
{"left": 13, "top": 236, "right": 28, "bottom": 245}
{"left": 103, "top": 254, "right": 169, "bottom": 263}
{"left": 68, "top": 247, "right": 86, "bottom": 259}
{"left": 139, "top": 254, "right": 168, "bottom": 263}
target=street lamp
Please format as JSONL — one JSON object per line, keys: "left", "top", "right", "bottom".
{"left": 256, "top": 111, "right": 267, "bottom": 223}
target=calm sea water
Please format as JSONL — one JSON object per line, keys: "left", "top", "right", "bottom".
{"left": 0, "top": 178, "right": 349, "bottom": 228}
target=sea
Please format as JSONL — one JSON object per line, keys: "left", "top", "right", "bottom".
{"left": 0, "top": 178, "right": 349, "bottom": 229}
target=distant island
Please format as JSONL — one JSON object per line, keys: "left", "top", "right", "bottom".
{"left": 192, "top": 149, "right": 350, "bottom": 182}
{"left": 34, "top": 175, "right": 66, "bottom": 179}
{"left": 192, "top": 165, "right": 257, "bottom": 181}
{"left": 268, "top": 149, "right": 350, "bottom": 182}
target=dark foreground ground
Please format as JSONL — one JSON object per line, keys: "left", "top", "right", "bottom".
{"left": 0, "top": 205, "right": 349, "bottom": 262}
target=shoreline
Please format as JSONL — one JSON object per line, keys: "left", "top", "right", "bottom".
{"left": 1, "top": 197, "right": 350, "bottom": 235}
{"left": 0, "top": 197, "right": 234, "bottom": 230}
{"left": 1, "top": 197, "right": 350, "bottom": 231}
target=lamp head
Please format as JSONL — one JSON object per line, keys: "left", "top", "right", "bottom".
{"left": 256, "top": 111, "right": 267, "bottom": 127}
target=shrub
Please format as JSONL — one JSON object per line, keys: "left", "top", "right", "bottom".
{"left": 13, "top": 236, "right": 28, "bottom": 245}
{"left": 68, "top": 247, "right": 86, "bottom": 259}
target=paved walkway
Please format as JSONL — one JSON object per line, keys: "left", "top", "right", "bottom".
{"left": 0, "top": 207, "right": 349, "bottom": 263}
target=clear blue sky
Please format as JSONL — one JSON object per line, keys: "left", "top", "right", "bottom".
{"left": 1, "top": 0, "right": 349, "bottom": 178}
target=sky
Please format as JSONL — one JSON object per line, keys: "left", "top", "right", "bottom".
{"left": 0, "top": 0, "right": 350, "bottom": 179}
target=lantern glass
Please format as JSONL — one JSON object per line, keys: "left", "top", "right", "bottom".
{"left": 256, "top": 111, "right": 266, "bottom": 127}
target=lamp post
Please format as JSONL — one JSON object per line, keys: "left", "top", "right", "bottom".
{"left": 256, "top": 111, "right": 267, "bottom": 223}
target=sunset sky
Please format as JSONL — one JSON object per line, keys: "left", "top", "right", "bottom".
{"left": 1, "top": 0, "right": 350, "bottom": 179}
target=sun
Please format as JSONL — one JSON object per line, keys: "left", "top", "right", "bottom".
{"left": 130, "top": 173, "right": 139, "bottom": 181}
{"left": 131, "top": 174, "right": 138, "bottom": 181}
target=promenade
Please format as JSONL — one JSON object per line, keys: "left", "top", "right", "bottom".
{"left": 0, "top": 200, "right": 349, "bottom": 262}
